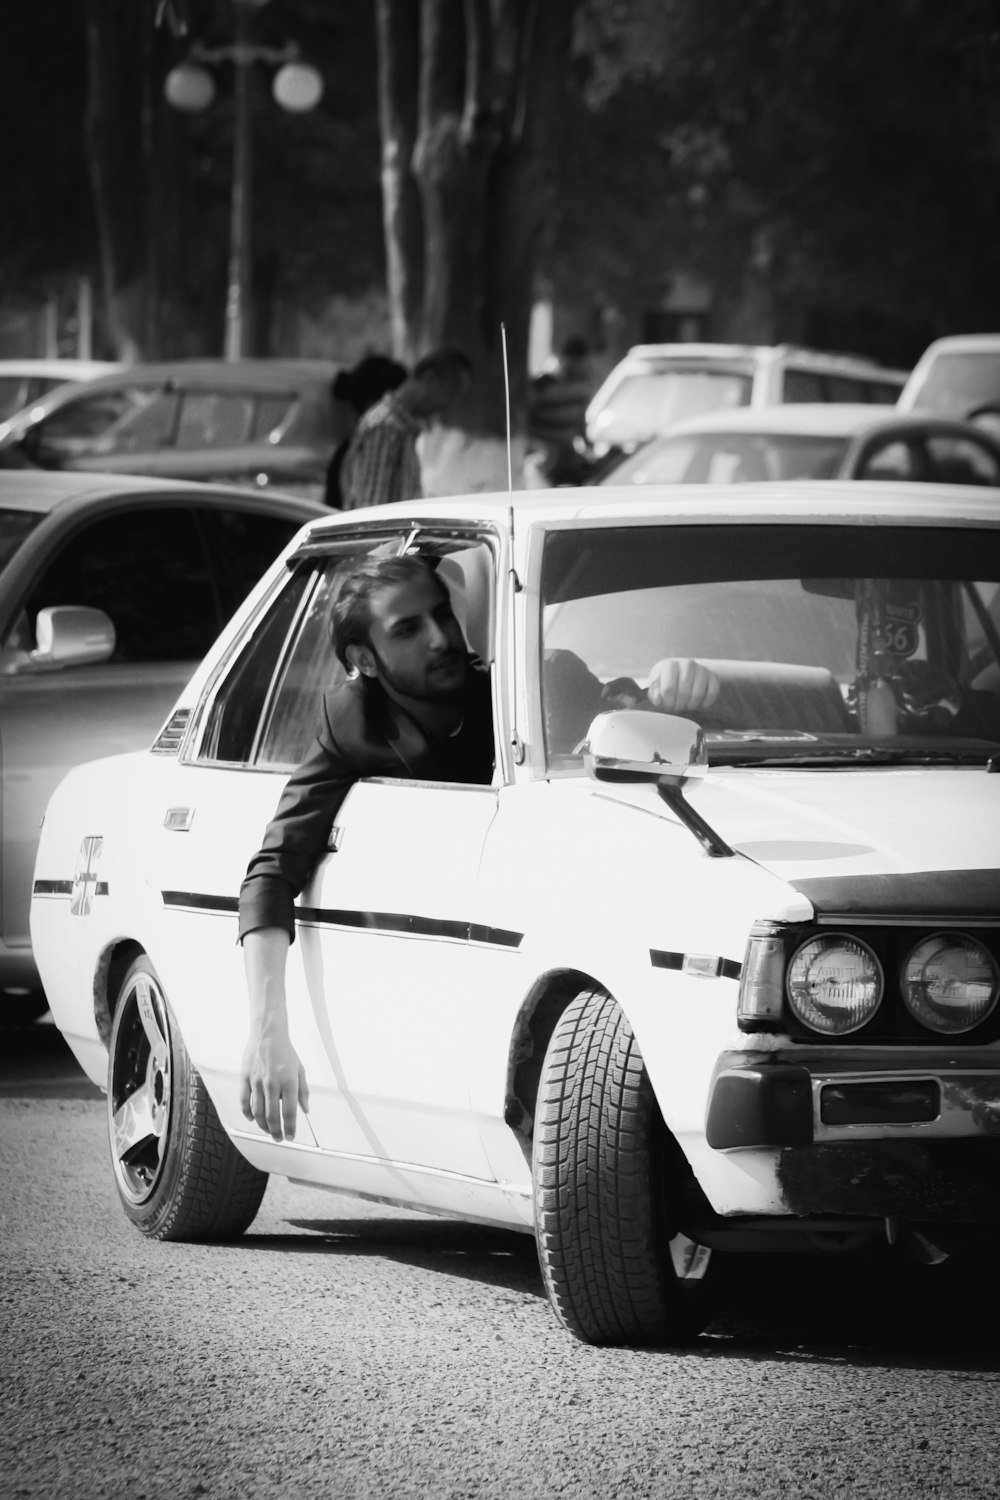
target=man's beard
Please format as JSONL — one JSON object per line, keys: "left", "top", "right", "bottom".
{"left": 369, "top": 645, "right": 467, "bottom": 704}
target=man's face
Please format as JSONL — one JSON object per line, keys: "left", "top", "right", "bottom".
{"left": 355, "top": 571, "right": 467, "bottom": 704}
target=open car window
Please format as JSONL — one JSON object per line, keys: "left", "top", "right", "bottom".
{"left": 195, "top": 531, "right": 496, "bottom": 771}
{"left": 539, "top": 523, "right": 1000, "bottom": 768}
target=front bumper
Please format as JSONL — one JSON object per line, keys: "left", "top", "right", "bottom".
{"left": 706, "top": 1049, "right": 1000, "bottom": 1222}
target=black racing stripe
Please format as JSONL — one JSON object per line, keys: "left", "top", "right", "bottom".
{"left": 650, "top": 949, "right": 742, "bottom": 980}
{"left": 298, "top": 906, "right": 523, "bottom": 949}
{"left": 790, "top": 868, "right": 1000, "bottom": 921}
{"left": 160, "top": 893, "right": 523, "bottom": 949}
{"left": 162, "top": 892, "right": 240, "bottom": 914}
{"left": 31, "top": 879, "right": 108, "bottom": 898}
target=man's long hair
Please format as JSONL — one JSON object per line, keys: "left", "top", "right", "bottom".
{"left": 329, "top": 553, "right": 445, "bottom": 670}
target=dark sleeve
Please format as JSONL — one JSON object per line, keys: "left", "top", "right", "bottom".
{"left": 237, "top": 695, "right": 360, "bottom": 944}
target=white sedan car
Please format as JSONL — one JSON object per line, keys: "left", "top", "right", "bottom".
{"left": 31, "top": 483, "right": 1000, "bottom": 1346}
{"left": 601, "top": 404, "right": 1000, "bottom": 487}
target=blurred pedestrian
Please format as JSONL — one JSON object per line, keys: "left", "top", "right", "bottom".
{"left": 340, "top": 347, "right": 473, "bottom": 511}
{"left": 527, "top": 335, "right": 594, "bottom": 486}
{"left": 324, "top": 354, "right": 408, "bottom": 508}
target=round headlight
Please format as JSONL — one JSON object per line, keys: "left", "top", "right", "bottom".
{"left": 787, "top": 934, "right": 883, "bottom": 1035}
{"left": 902, "top": 933, "right": 999, "bottom": 1034}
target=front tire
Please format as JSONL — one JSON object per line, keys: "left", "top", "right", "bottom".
{"left": 533, "top": 987, "right": 713, "bottom": 1346}
{"left": 107, "top": 955, "right": 267, "bottom": 1240}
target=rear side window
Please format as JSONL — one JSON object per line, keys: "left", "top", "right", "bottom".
{"left": 782, "top": 370, "right": 825, "bottom": 403}
{"left": 21, "top": 506, "right": 219, "bottom": 661}
{"left": 177, "top": 393, "right": 254, "bottom": 449}
{"left": 253, "top": 395, "right": 296, "bottom": 440}
{"left": 32, "top": 386, "right": 175, "bottom": 461}
{"left": 926, "top": 435, "right": 1000, "bottom": 486}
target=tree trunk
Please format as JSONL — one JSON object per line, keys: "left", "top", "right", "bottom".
{"left": 376, "top": 0, "right": 578, "bottom": 488}
{"left": 84, "top": 0, "right": 149, "bottom": 359}
{"left": 84, "top": 0, "right": 220, "bottom": 359}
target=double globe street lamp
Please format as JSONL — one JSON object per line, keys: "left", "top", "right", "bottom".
{"left": 164, "top": 0, "right": 323, "bottom": 360}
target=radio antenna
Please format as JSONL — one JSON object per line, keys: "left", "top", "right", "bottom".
{"left": 500, "top": 321, "right": 513, "bottom": 494}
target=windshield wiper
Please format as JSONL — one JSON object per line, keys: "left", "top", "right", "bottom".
{"left": 715, "top": 746, "right": 995, "bottom": 768}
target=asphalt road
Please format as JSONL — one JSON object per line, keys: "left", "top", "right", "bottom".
{"left": 3, "top": 1021, "right": 1000, "bottom": 1499}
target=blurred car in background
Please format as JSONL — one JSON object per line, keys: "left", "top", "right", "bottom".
{"left": 897, "top": 334, "right": 1000, "bottom": 425}
{"left": 0, "top": 359, "right": 343, "bottom": 501}
{"left": 585, "top": 344, "right": 908, "bottom": 461}
{"left": 0, "top": 470, "right": 326, "bottom": 1019}
{"left": 0, "top": 359, "right": 123, "bottom": 423}
{"left": 601, "top": 404, "right": 1000, "bottom": 489}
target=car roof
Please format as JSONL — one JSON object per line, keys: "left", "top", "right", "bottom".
{"left": 618, "top": 343, "right": 904, "bottom": 374}
{"left": 640, "top": 404, "right": 997, "bottom": 440}
{"left": 915, "top": 334, "right": 1000, "bottom": 354}
{"left": 289, "top": 480, "right": 1000, "bottom": 542}
{"left": 0, "top": 358, "right": 339, "bottom": 428}
{"left": 0, "top": 359, "right": 123, "bottom": 379}
{"left": 79, "top": 358, "right": 337, "bottom": 387}
{"left": 0, "top": 469, "right": 326, "bottom": 517}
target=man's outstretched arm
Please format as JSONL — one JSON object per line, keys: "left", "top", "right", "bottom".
{"left": 240, "top": 926, "right": 309, "bottom": 1143}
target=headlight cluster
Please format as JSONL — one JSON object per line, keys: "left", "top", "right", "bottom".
{"left": 740, "top": 926, "right": 1000, "bottom": 1037}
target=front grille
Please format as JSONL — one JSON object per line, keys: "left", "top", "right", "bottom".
{"left": 151, "top": 708, "right": 192, "bottom": 756}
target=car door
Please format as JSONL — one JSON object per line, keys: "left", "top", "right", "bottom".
{"left": 157, "top": 526, "right": 507, "bottom": 1183}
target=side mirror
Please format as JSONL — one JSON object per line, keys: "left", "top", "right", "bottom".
{"left": 29, "top": 606, "right": 116, "bottom": 670}
{"left": 582, "top": 709, "right": 732, "bottom": 858}
{"left": 582, "top": 708, "right": 708, "bottom": 785}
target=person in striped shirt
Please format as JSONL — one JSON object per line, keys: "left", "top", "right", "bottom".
{"left": 340, "top": 346, "right": 473, "bottom": 510}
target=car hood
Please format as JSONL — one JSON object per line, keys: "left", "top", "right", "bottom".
{"left": 602, "top": 765, "right": 999, "bottom": 911}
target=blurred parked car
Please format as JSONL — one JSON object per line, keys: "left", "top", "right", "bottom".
{"left": 0, "top": 359, "right": 343, "bottom": 501}
{"left": 0, "top": 470, "right": 326, "bottom": 1019}
{"left": 0, "top": 359, "right": 123, "bottom": 423}
{"left": 897, "top": 334, "right": 1000, "bottom": 424}
{"left": 585, "top": 344, "right": 908, "bottom": 460}
{"left": 600, "top": 404, "right": 1000, "bottom": 488}
{"left": 28, "top": 481, "right": 1000, "bottom": 1345}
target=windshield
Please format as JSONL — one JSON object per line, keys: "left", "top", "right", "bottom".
{"left": 0, "top": 508, "right": 43, "bottom": 571}
{"left": 909, "top": 352, "right": 1000, "bottom": 418}
{"left": 607, "top": 432, "right": 848, "bottom": 485}
{"left": 588, "top": 366, "right": 753, "bottom": 449}
{"left": 539, "top": 524, "right": 1000, "bottom": 768}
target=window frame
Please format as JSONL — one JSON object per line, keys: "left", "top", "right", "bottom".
{"left": 186, "top": 522, "right": 504, "bottom": 775}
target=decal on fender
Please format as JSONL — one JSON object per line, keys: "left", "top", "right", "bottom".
{"left": 70, "top": 836, "right": 105, "bottom": 917}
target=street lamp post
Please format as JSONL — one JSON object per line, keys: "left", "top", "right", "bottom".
{"left": 164, "top": 0, "right": 323, "bottom": 361}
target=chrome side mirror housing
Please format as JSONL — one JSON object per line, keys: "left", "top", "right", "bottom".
{"left": 582, "top": 709, "right": 708, "bottom": 785}
{"left": 583, "top": 709, "right": 732, "bottom": 858}
{"left": 30, "top": 606, "right": 116, "bottom": 670}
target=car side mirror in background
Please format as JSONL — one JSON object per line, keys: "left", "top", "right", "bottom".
{"left": 582, "top": 709, "right": 733, "bottom": 858}
{"left": 28, "top": 606, "right": 116, "bottom": 671}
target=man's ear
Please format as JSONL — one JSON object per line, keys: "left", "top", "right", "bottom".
{"left": 346, "top": 642, "right": 378, "bottom": 678}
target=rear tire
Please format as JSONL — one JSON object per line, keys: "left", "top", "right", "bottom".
{"left": 533, "top": 986, "right": 713, "bottom": 1346}
{"left": 107, "top": 955, "right": 267, "bottom": 1240}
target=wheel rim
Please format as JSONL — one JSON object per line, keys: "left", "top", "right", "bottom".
{"left": 109, "top": 970, "right": 173, "bottom": 1205}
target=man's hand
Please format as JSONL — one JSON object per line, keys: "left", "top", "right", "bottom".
{"left": 646, "top": 658, "right": 721, "bottom": 714}
{"left": 239, "top": 1028, "right": 309, "bottom": 1143}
